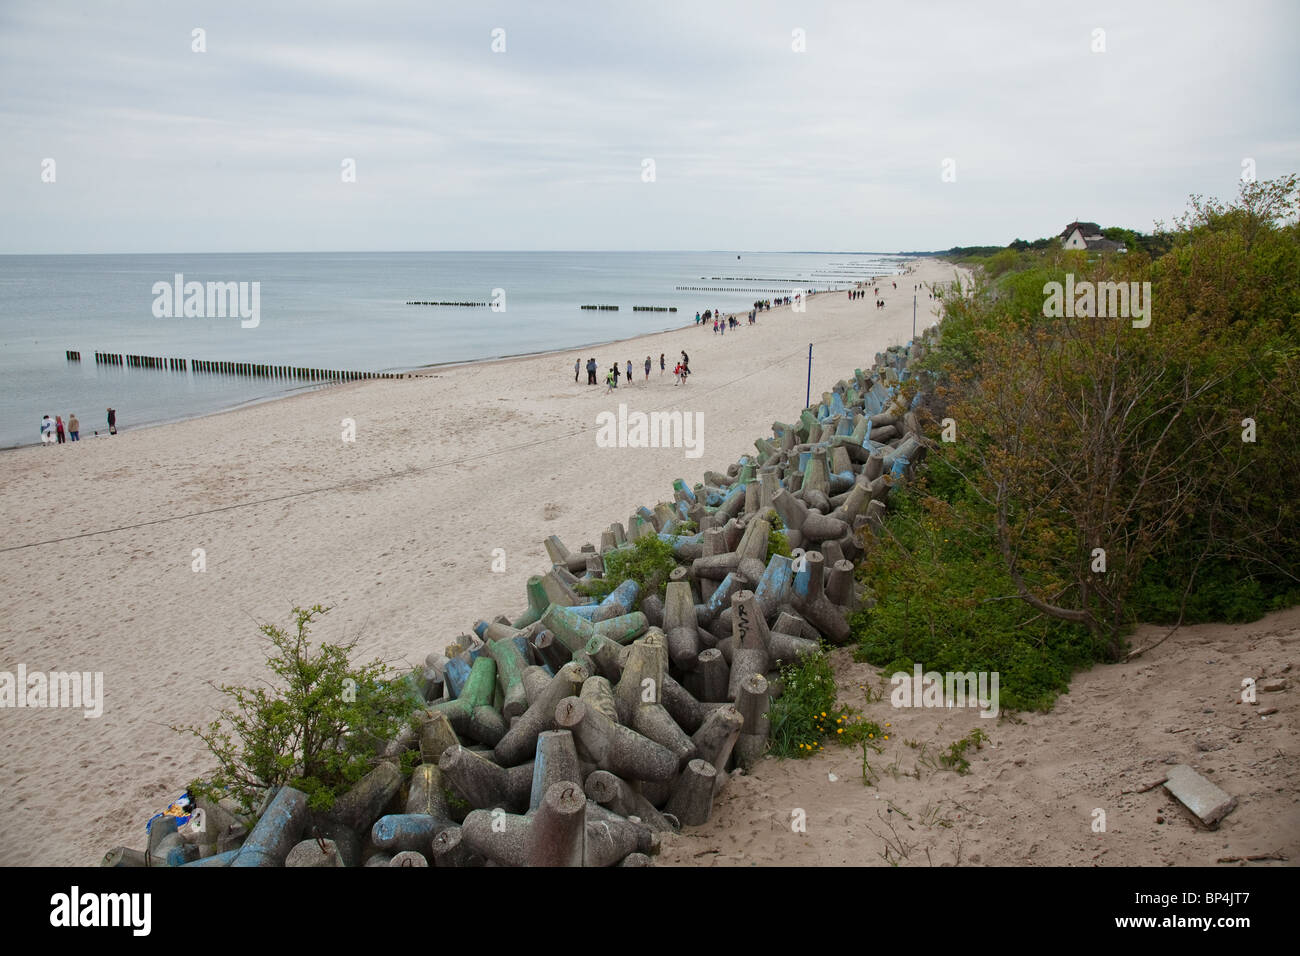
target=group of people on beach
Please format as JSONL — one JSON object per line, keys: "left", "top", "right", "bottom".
{"left": 40, "top": 408, "right": 116, "bottom": 444}
{"left": 858, "top": 283, "right": 888, "bottom": 309}
{"left": 576, "top": 351, "right": 691, "bottom": 390}
{"left": 713, "top": 312, "right": 753, "bottom": 333}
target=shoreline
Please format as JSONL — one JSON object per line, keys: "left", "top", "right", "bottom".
{"left": 3, "top": 279, "right": 903, "bottom": 453}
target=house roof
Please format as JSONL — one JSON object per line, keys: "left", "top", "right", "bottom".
{"left": 1060, "top": 221, "right": 1101, "bottom": 238}
{"left": 1085, "top": 237, "right": 1125, "bottom": 253}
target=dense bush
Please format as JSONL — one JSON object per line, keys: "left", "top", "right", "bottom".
{"left": 865, "top": 175, "right": 1299, "bottom": 700}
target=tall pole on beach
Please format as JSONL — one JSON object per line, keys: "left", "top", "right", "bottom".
{"left": 806, "top": 344, "right": 813, "bottom": 409}
{"left": 912, "top": 295, "right": 916, "bottom": 343}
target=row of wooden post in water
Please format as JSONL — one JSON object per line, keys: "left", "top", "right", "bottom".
{"left": 72, "top": 351, "right": 409, "bottom": 382}
{"left": 581, "top": 305, "right": 679, "bottom": 312}
{"left": 100, "top": 329, "right": 936, "bottom": 868}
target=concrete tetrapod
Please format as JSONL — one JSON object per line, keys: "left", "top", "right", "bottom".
{"left": 692, "top": 704, "right": 744, "bottom": 781}
{"left": 286, "top": 838, "right": 345, "bottom": 867}
{"left": 429, "top": 655, "right": 500, "bottom": 739}
{"left": 687, "top": 648, "right": 730, "bottom": 703}
{"left": 791, "top": 550, "right": 851, "bottom": 644}
{"left": 733, "top": 673, "right": 772, "bottom": 769}
{"left": 663, "top": 579, "right": 701, "bottom": 670}
{"left": 773, "top": 488, "right": 848, "bottom": 545}
{"left": 584, "top": 802, "right": 657, "bottom": 865}
{"left": 553, "top": 696, "right": 679, "bottom": 782}
{"left": 579, "top": 673, "right": 621, "bottom": 722}
{"left": 541, "top": 604, "right": 648, "bottom": 655}
{"left": 438, "top": 744, "right": 533, "bottom": 813}
{"left": 485, "top": 636, "right": 532, "bottom": 720}
{"left": 229, "top": 786, "right": 310, "bottom": 867}
{"left": 461, "top": 780, "right": 587, "bottom": 867}
{"left": 660, "top": 674, "right": 711, "bottom": 733}
{"left": 371, "top": 813, "right": 452, "bottom": 854}
{"left": 530, "top": 729, "right": 583, "bottom": 811}
{"left": 406, "top": 763, "right": 450, "bottom": 817}
{"left": 493, "top": 661, "right": 588, "bottom": 766}
{"left": 584, "top": 769, "right": 676, "bottom": 832}
{"left": 418, "top": 711, "right": 460, "bottom": 765}
{"left": 727, "top": 589, "right": 771, "bottom": 700}
{"left": 614, "top": 641, "right": 664, "bottom": 725}
{"left": 664, "top": 759, "right": 717, "bottom": 826}
{"left": 431, "top": 826, "right": 486, "bottom": 868}
{"left": 388, "top": 851, "right": 429, "bottom": 867}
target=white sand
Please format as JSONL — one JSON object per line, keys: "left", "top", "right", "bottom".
{"left": 0, "top": 258, "right": 959, "bottom": 865}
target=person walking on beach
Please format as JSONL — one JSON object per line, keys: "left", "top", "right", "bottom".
{"left": 644, "top": 356, "right": 651, "bottom": 381}
{"left": 673, "top": 361, "right": 682, "bottom": 386}
{"left": 575, "top": 358, "right": 580, "bottom": 382}
{"left": 68, "top": 413, "right": 80, "bottom": 441}
{"left": 660, "top": 353, "right": 666, "bottom": 375}
{"left": 107, "top": 407, "right": 117, "bottom": 434}
{"left": 606, "top": 368, "right": 617, "bottom": 392}
{"left": 626, "top": 359, "right": 633, "bottom": 385}
{"left": 56, "top": 415, "right": 66, "bottom": 444}
{"left": 612, "top": 363, "right": 620, "bottom": 386}
{"left": 587, "top": 357, "right": 597, "bottom": 385}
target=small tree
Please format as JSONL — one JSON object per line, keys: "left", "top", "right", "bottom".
{"left": 175, "top": 605, "right": 418, "bottom": 814}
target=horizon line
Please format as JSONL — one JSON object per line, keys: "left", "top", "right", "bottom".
{"left": 0, "top": 249, "right": 938, "bottom": 258}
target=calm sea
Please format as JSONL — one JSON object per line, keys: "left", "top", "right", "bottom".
{"left": 0, "top": 251, "right": 906, "bottom": 448}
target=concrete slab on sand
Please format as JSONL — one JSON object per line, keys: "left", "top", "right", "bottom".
{"left": 1164, "top": 764, "right": 1237, "bottom": 828}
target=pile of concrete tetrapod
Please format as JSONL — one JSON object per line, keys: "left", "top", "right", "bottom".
{"left": 103, "top": 335, "right": 936, "bottom": 868}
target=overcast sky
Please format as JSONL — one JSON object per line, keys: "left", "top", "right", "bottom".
{"left": 2, "top": 0, "right": 1296, "bottom": 254}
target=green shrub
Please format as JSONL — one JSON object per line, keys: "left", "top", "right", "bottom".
{"left": 766, "top": 651, "right": 837, "bottom": 758}
{"left": 175, "top": 605, "right": 418, "bottom": 814}
{"left": 577, "top": 533, "right": 679, "bottom": 608}
{"left": 767, "top": 527, "right": 792, "bottom": 561}
{"left": 850, "top": 491, "right": 1104, "bottom": 712}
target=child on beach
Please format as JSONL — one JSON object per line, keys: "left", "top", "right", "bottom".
{"left": 606, "top": 368, "right": 617, "bottom": 392}
{"left": 626, "top": 360, "right": 633, "bottom": 384}
{"left": 56, "top": 415, "right": 65, "bottom": 443}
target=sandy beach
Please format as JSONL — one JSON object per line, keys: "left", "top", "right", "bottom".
{"left": 0, "top": 257, "right": 958, "bottom": 865}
